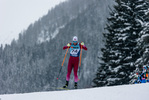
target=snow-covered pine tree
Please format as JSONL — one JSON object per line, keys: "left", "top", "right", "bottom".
{"left": 135, "top": 0, "right": 149, "bottom": 67}
{"left": 129, "top": 0, "right": 149, "bottom": 83}
{"left": 130, "top": 24, "right": 149, "bottom": 83}
{"left": 139, "top": 23, "right": 149, "bottom": 66}
{"left": 93, "top": 0, "right": 148, "bottom": 86}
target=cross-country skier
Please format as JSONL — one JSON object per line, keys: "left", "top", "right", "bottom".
{"left": 139, "top": 66, "right": 149, "bottom": 83}
{"left": 134, "top": 73, "right": 140, "bottom": 84}
{"left": 147, "top": 66, "right": 149, "bottom": 82}
{"left": 63, "top": 36, "right": 87, "bottom": 89}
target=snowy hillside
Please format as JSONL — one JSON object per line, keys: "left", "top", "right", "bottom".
{"left": 0, "top": 84, "right": 149, "bottom": 100}
{"left": 0, "top": 0, "right": 115, "bottom": 94}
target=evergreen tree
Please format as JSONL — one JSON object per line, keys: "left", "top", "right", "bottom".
{"left": 130, "top": 0, "right": 149, "bottom": 81}
{"left": 93, "top": 0, "right": 149, "bottom": 86}
{"left": 134, "top": 23, "right": 149, "bottom": 72}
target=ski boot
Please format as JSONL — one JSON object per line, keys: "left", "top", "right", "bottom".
{"left": 63, "top": 81, "right": 69, "bottom": 88}
{"left": 74, "top": 82, "right": 77, "bottom": 89}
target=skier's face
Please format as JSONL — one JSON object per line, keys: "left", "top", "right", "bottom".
{"left": 73, "top": 41, "right": 78, "bottom": 45}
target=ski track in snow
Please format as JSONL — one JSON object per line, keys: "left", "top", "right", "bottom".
{"left": 0, "top": 83, "right": 149, "bottom": 100}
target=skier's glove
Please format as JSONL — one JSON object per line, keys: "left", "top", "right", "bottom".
{"left": 67, "top": 43, "right": 71, "bottom": 47}
{"left": 81, "top": 42, "right": 84, "bottom": 46}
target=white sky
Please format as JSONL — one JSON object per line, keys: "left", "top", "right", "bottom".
{"left": 0, "top": 0, "right": 66, "bottom": 45}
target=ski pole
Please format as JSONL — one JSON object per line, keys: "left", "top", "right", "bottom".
{"left": 57, "top": 48, "right": 69, "bottom": 80}
{"left": 79, "top": 45, "right": 83, "bottom": 67}
{"left": 78, "top": 45, "right": 83, "bottom": 81}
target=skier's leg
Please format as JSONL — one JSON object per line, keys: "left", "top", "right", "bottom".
{"left": 63, "top": 58, "right": 73, "bottom": 88}
{"left": 66, "top": 58, "right": 73, "bottom": 81}
{"left": 73, "top": 58, "right": 79, "bottom": 82}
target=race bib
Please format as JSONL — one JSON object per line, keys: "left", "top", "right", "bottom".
{"left": 70, "top": 49, "right": 80, "bottom": 55}
{"left": 69, "top": 43, "right": 80, "bottom": 57}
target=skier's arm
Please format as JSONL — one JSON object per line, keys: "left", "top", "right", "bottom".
{"left": 63, "top": 46, "right": 69, "bottom": 50}
{"left": 63, "top": 43, "right": 71, "bottom": 50}
{"left": 80, "top": 42, "right": 87, "bottom": 50}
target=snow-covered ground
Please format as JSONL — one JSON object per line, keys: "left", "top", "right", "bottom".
{"left": 0, "top": 84, "right": 149, "bottom": 100}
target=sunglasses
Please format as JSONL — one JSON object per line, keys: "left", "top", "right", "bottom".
{"left": 73, "top": 41, "right": 78, "bottom": 43}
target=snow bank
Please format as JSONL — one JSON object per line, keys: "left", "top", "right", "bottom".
{"left": 0, "top": 84, "right": 149, "bottom": 100}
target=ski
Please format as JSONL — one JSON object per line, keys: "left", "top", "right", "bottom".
{"left": 57, "top": 87, "right": 70, "bottom": 90}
